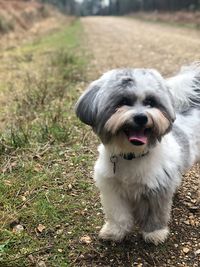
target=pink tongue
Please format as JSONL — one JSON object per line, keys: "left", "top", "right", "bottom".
{"left": 128, "top": 130, "right": 147, "bottom": 144}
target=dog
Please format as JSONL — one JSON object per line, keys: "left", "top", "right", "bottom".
{"left": 75, "top": 63, "right": 200, "bottom": 245}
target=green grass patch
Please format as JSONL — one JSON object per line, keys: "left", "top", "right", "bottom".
{"left": 16, "top": 20, "right": 81, "bottom": 55}
{"left": 0, "top": 18, "right": 100, "bottom": 266}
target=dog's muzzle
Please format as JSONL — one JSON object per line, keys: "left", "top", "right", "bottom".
{"left": 124, "top": 113, "right": 149, "bottom": 146}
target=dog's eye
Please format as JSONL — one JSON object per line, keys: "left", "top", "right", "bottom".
{"left": 118, "top": 98, "right": 132, "bottom": 107}
{"left": 143, "top": 97, "right": 156, "bottom": 107}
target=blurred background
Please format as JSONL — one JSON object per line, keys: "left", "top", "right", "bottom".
{"left": 41, "top": 0, "right": 200, "bottom": 16}
{"left": 0, "top": 0, "right": 200, "bottom": 35}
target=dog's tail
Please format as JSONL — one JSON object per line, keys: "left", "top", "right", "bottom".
{"left": 166, "top": 62, "right": 200, "bottom": 112}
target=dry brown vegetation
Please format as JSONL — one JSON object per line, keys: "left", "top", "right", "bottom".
{"left": 133, "top": 11, "right": 200, "bottom": 29}
{"left": 0, "top": 0, "right": 49, "bottom": 33}
{"left": 0, "top": 0, "right": 69, "bottom": 51}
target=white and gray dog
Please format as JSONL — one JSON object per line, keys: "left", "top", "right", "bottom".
{"left": 75, "top": 63, "right": 200, "bottom": 245}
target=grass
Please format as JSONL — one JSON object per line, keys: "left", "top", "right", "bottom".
{"left": 0, "top": 19, "right": 98, "bottom": 266}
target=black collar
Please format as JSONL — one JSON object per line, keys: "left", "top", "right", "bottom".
{"left": 121, "top": 151, "right": 149, "bottom": 160}
{"left": 110, "top": 151, "right": 149, "bottom": 174}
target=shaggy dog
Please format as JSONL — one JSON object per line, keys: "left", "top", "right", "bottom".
{"left": 75, "top": 63, "right": 200, "bottom": 245}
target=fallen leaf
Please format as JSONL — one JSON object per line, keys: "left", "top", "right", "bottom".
{"left": 4, "top": 180, "right": 12, "bottom": 186}
{"left": 37, "top": 224, "right": 46, "bottom": 233}
{"left": 182, "top": 247, "right": 190, "bottom": 254}
{"left": 80, "top": 235, "right": 92, "bottom": 244}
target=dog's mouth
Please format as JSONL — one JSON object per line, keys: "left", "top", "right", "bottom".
{"left": 124, "top": 128, "right": 151, "bottom": 146}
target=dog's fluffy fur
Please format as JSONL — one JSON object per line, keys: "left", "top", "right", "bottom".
{"left": 75, "top": 63, "right": 200, "bottom": 245}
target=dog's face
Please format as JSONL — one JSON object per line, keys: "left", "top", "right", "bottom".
{"left": 76, "top": 68, "right": 175, "bottom": 154}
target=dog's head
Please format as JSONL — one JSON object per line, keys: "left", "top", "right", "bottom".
{"left": 76, "top": 68, "right": 175, "bottom": 154}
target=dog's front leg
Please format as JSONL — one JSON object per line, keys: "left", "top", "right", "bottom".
{"left": 97, "top": 180, "right": 133, "bottom": 242}
{"left": 134, "top": 188, "right": 173, "bottom": 245}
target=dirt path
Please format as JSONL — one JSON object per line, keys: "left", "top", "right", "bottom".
{"left": 80, "top": 16, "right": 200, "bottom": 267}
{"left": 82, "top": 16, "right": 200, "bottom": 77}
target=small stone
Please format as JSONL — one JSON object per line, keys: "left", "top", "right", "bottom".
{"left": 21, "top": 196, "right": 26, "bottom": 201}
{"left": 58, "top": 248, "right": 63, "bottom": 252}
{"left": 194, "top": 249, "right": 200, "bottom": 255}
{"left": 68, "top": 184, "right": 72, "bottom": 190}
{"left": 56, "top": 229, "right": 63, "bottom": 235}
{"left": 189, "top": 206, "right": 199, "bottom": 211}
{"left": 190, "top": 220, "right": 195, "bottom": 226}
{"left": 13, "top": 224, "right": 24, "bottom": 233}
{"left": 183, "top": 247, "right": 190, "bottom": 254}
{"left": 78, "top": 254, "right": 85, "bottom": 260}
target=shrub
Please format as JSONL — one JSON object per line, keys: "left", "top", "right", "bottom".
{"left": 0, "top": 15, "right": 14, "bottom": 34}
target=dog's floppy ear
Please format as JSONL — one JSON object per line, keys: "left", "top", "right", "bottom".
{"left": 75, "top": 80, "right": 102, "bottom": 126}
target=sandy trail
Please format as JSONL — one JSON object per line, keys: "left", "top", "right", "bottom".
{"left": 82, "top": 16, "right": 200, "bottom": 78}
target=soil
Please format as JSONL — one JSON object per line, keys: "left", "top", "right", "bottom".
{"left": 79, "top": 16, "right": 200, "bottom": 267}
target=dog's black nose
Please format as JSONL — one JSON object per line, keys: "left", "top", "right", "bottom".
{"left": 134, "top": 114, "right": 148, "bottom": 126}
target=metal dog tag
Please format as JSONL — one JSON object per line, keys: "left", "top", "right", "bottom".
{"left": 110, "top": 155, "right": 118, "bottom": 174}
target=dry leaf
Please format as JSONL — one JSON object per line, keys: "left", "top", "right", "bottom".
{"left": 80, "top": 235, "right": 92, "bottom": 244}
{"left": 37, "top": 224, "right": 46, "bottom": 233}
{"left": 182, "top": 247, "right": 190, "bottom": 254}
{"left": 4, "top": 180, "right": 12, "bottom": 186}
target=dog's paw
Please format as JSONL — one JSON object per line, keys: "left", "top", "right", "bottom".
{"left": 142, "top": 227, "right": 169, "bottom": 245}
{"left": 99, "top": 222, "right": 126, "bottom": 242}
